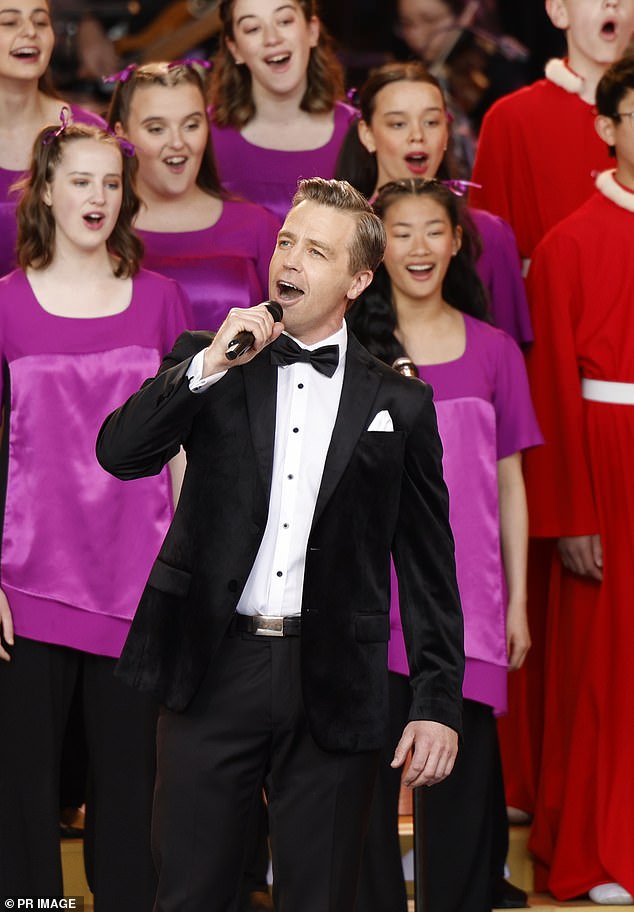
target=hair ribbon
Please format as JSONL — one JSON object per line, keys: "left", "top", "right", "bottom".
{"left": 167, "top": 57, "right": 212, "bottom": 71}
{"left": 108, "top": 129, "right": 136, "bottom": 158}
{"left": 102, "top": 63, "right": 138, "bottom": 84}
{"left": 441, "top": 179, "right": 481, "bottom": 197}
{"left": 43, "top": 106, "right": 71, "bottom": 145}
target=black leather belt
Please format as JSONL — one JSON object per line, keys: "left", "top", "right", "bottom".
{"left": 235, "top": 614, "right": 301, "bottom": 637}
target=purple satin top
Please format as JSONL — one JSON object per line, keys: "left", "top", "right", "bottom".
{"left": 0, "top": 268, "right": 192, "bottom": 658}
{"left": 137, "top": 198, "right": 280, "bottom": 331}
{"left": 389, "top": 315, "right": 542, "bottom": 712}
{"left": 210, "top": 102, "right": 357, "bottom": 223}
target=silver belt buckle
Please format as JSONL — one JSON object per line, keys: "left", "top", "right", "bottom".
{"left": 253, "top": 616, "right": 285, "bottom": 637}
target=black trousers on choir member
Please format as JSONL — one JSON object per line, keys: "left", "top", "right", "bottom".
{"left": 347, "top": 677, "right": 512, "bottom": 912}
{"left": 152, "top": 627, "right": 381, "bottom": 912}
{"left": 60, "top": 673, "right": 88, "bottom": 811}
{"left": 354, "top": 672, "right": 410, "bottom": 912}
{"left": 421, "top": 698, "right": 507, "bottom": 912}
{"left": 0, "top": 636, "right": 157, "bottom": 912}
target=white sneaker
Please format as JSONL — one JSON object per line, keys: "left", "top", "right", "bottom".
{"left": 589, "top": 884, "right": 634, "bottom": 905}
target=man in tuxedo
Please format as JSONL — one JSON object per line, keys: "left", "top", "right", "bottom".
{"left": 97, "top": 178, "right": 464, "bottom": 912}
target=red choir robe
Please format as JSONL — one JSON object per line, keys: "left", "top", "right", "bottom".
{"left": 524, "top": 174, "right": 634, "bottom": 899}
{"left": 471, "top": 61, "right": 613, "bottom": 261}
{"left": 469, "top": 60, "right": 614, "bottom": 814}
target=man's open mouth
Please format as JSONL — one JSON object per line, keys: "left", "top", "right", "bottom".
{"left": 277, "top": 280, "right": 304, "bottom": 302}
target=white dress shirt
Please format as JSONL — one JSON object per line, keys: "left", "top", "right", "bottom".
{"left": 187, "top": 324, "right": 347, "bottom": 616}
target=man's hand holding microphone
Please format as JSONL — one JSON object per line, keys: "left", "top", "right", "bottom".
{"left": 202, "top": 302, "right": 285, "bottom": 379}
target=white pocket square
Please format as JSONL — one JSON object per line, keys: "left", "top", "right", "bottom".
{"left": 367, "top": 410, "right": 394, "bottom": 432}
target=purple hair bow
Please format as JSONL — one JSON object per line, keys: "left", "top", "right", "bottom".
{"left": 167, "top": 57, "right": 212, "bottom": 71}
{"left": 109, "top": 131, "right": 136, "bottom": 157}
{"left": 102, "top": 63, "right": 138, "bottom": 84}
{"left": 441, "top": 179, "right": 481, "bottom": 197}
{"left": 43, "top": 106, "right": 71, "bottom": 144}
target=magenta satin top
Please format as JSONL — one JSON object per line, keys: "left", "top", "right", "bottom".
{"left": 0, "top": 268, "right": 192, "bottom": 658}
{"left": 389, "top": 315, "right": 542, "bottom": 713}
{"left": 210, "top": 101, "right": 357, "bottom": 223}
{"left": 137, "top": 198, "right": 280, "bottom": 331}
{"left": 0, "top": 104, "right": 107, "bottom": 277}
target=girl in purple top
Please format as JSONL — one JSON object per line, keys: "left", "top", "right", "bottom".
{"left": 106, "top": 61, "right": 280, "bottom": 332}
{"left": 0, "top": 0, "right": 105, "bottom": 275}
{"left": 348, "top": 179, "right": 541, "bottom": 912}
{"left": 0, "top": 122, "right": 191, "bottom": 909}
{"left": 209, "top": 0, "right": 357, "bottom": 222}
{"left": 336, "top": 60, "right": 533, "bottom": 346}
{"left": 108, "top": 60, "right": 278, "bottom": 910}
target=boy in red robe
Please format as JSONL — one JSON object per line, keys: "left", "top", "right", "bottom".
{"left": 471, "top": 0, "right": 634, "bottom": 266}
{"left": 469, "top": 0, "right": 634, "bottom": 822}
{"left": 524, "top": 54, "right": 634, "bottom": 906}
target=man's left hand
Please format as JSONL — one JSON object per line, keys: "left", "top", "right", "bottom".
{"left": 391, "top": 720, "right": 458, "bottom": 788}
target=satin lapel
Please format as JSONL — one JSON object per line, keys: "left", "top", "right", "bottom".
{"left": 243, "top": 352, "right": 278, "bottom": 501}
{"left": 312, "top": 335, "right": 382, "bottom": 526}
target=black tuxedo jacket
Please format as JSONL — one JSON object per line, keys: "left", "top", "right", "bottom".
{"left": 97, "top": 331, "right": 464, "bottom": 752}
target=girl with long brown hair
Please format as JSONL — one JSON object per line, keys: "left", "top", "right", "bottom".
{"left": 0, "top": 0, "right": 103, "bottom": 274}
{"left": 0, "top": 120, "right": 191, "bottom": 910}
{"left": 336, "top": 60, "right": 532, "bottom": 347}
{"left": 209, "top": 0, "right": 356, "bottom": 222}
{"left": 107, "top": 59, "right": 280, "bottom": 332}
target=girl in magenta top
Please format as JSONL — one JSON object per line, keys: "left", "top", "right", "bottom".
{"left": 0, "top": 0, "right": 105, "bottom": 275}
{"left": 348, "top": 178, "right": 541, "bottom": 912}
{"left": 0, "top": 122, "right": 191, "bottom": 909}
{"left": 108, "top": 62, "right": 277, "bottom": 911}
{"left": 336, "top": 60, "right": 532, "bottom": 346}
{"left": 106, "top": 60, "right": 280, "bottom": 331}
{"left": 208, "top": 0, "right": 357, "bottom": 223}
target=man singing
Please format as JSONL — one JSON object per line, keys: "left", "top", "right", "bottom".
{"left": 97, "top": 178, "right": 464, "bottom": 912}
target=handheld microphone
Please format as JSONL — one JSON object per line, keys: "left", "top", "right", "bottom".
{"left": 225, "top": 301, "right": 284, "bottom": 361}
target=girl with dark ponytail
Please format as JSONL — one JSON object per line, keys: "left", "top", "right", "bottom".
{"left": 208, "top": 0, "right": 356, "bottom": 223}
{"left": 349, "top": 178, "right": 542, "bottom": 912}
{"left": 349, "top": 177, "right": 488, "bottom": 364}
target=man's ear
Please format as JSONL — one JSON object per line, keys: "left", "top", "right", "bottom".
{"left": 347, "top": 269, "right": 374, "bottom": 302}
{"left": 545, "top": 0, "right": 570, "bottom": 31}
{"left": 357, "top": 119, "right": 376, "bottom": 155}
{"left": 595, "top": 114, "right": 617, "bottom": 149}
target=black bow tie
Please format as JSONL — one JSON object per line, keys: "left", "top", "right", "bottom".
{"left": 270, "top": 335, "right": 340, "bottom": 378}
